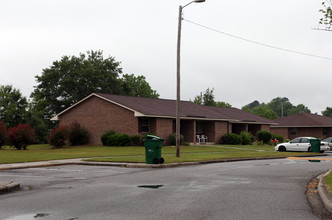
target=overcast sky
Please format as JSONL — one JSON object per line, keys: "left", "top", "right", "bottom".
{"left": 1, "top": 0, "right": 331, "bottom": 114}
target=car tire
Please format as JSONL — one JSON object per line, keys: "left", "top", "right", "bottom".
{"left": 320, "top": 150, "right": 324, "bottom": 153}
{"left": 279, "top": 146, "right": 286, "bottom": 152}
{"left": 308, "top": 147, "right": 312, "bottom": 152}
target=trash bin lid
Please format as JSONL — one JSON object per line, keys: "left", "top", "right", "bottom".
{"left": 144, "top": 135, "right": 164, "bottom": 141}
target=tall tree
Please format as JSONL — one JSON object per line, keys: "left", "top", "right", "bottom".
{"left": 31, "top": 50, "right": 159, "bottom": 122}
{"left": 244, "top": 105, "right": 279, "bottom": 120}
{"left": 242, "top": 100, "right": 260, "bottom": 110}
{"left": 319, "top": 0, "right": 332, "bottom": 31}
{"left": 0, "top": 85, "right": 28, "bottom": 127}
{"left": 31, "top": 50, "right": 123, "bottom": 120}
{"left": 121, "top": 74, "right": 159, "bottom": 98}
{"left": 322, "top": 107, "right": 332, "bottom": 117}
{"left": 267, "top": 97, "right": 293, "bottom": 118}
{"left": 216, "top": 101, "right": 232, "bottom": 108}
{"left": 192, "top": 88, "right": 232, "bottom": 107}
{"left": 202, "top": 88, "right": 216, "bottom": 106}
{"left": 243, "top": 97, "right": 311, "bottom": 119}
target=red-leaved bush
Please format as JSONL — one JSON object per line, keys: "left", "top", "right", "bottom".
{"left": 48, "top": 126, "right": 69, "bottom": 148}
{"left": 68, "top": 122, "right": 89, "bottom": 146}
{"left": 0, "top": 121, "right": 8, "bottom": 149}
{"left": 8, "top": 124, "right": 35, "bottom": 150}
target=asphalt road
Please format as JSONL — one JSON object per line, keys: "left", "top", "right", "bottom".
{"left": 1, "top": 155, "right": 332, "bottom": 220}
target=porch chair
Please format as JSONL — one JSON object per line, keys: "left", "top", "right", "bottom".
{"left": 201, "top": 135, "right": 208, "bottom": 143}
{"left": 196, "top": 135, "right": 203, "bottom": 144}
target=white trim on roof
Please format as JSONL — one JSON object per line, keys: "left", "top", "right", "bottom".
{"left": 51, "top": 93, "right": 145, "bottom": 121}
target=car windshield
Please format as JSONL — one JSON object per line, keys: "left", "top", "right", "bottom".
{"left": 290, "top": 138, "right": 301, "bottom": 143}
{"left": 323, "top": 137, "right": 332, "bottom": 142}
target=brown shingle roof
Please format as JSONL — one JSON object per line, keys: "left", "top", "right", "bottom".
{"left": 271, "top": 113, "right": 332, "bottom": 127}
{"left": 96, "top": 93, "right": 273, "bottom": 124}
{"left": 52, "top": 93, "right": 274, "bottom": 124}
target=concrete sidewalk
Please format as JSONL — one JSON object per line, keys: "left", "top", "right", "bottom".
{"left": 0, "top": 181, "right": 20, "bottom": 194}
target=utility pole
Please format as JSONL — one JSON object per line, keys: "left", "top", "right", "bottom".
{"left": 176, "top": 0, "right": 205, "bottom": 158}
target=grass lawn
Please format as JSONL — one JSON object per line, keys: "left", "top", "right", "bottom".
{"left": 325, "top": 171, "right": 332, "bottom": 195}
{"left": 0, "top": 144, "right": 316, "bottom": 164}
{"left": 86, "top": 145, "right": 313, "bottom": 164}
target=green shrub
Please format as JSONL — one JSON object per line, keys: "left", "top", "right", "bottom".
{"left": 257, "top": 130, "right": 272, "bottom": 144}
{"left": 169, "top": 133, "right": 184, "bottom": 145}
{"left": 240, "top": 131, "right": 253, "bottom": 145}
{"left": 68, "top": 122, "right": 89, "bottom": 145}
{"left": 101, "top": 130, "right": 116, "bottom": 146}
{"left": 8, "top": 124, "right": 35, "bottom": 150}
{"left": 272, "top": 134, "right": 284, "bottom": 143}
{"left": 106, "top": 133, "right": 130, "bottom": 146}
{"left": 130, "top": 134, "right": 141, "bottom": 146}
{"left": 221, "top": 133, "right": 242, "bottom": 145}
{"left": 48, "top": 126, "right": 69, "bottom": 148}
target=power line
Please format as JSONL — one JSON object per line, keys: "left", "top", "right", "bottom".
{"left": 0, "top": 77, "right": 34, "bottom": 92}
{"left": 184, "top": 18, "right": 332, "bottom": 61}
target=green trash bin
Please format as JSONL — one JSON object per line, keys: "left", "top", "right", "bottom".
{"left": 309, "top": 138, "right": 321, "bottom": 153}
{"left": 143, "top": 135, "right": 165, "bottom": 164}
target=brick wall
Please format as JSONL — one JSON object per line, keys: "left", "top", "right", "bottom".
{"left": 260, "top": 124, "right": 270, "bottom": 131}
{"left": 155, "top": 118, "right": 173, "bottom": 145}
{"left": 290, "top": 127, "right": 324, "bottom": 140}
{"left": 271, "top": 127, "right": 332, "bottom": 141}
{"left": 270, "top": 127, "right": 289, "bottom": 140}
{"left": 59, "top": 96, "right": 138, "bottom": 145}
{"left": 215, "top": 121, "right": 228, "bottom": 144}
{"left": 181, "top": 120, "right": 195, "bottom": 143}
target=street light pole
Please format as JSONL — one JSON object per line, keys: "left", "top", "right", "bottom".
{"left": 176, "top": 0, "right": 205, "bottom": 157}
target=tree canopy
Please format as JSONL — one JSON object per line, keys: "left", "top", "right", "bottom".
{"left": 121, "top": 74, "right": 159, "bottom": 98}
{"left": 0, "top": 85, "right": 28, "bottom": 127}
{"left": 242, "top": 97, "right": 311, "bottom": 119}
{"left": 319, "top": 0, "right": 332, "bottom": 31}
{"left": 193, "top": 88, "right": 232, "bottom": 107}
{"left": 322, "top": 107, "right": 332, "bottom": 117}
{"left": 31, "top": 50, "right": 159, "bottom": 120}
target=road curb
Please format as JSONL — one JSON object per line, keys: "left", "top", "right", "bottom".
{"left": 0, "top": 154, "right": 324, "bottom": 170}
{"left": 0, "top": 181, "right": 20, "bottom": 194}
{"left": 318, "top": 170, "right": 332, "bottom": 213}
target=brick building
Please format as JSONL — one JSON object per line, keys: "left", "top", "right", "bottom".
{"left": 51, "top": 93, "right": 274, "bottom": 145}
{"left": 270, "top": 113, "right": 332, "bottom": 140}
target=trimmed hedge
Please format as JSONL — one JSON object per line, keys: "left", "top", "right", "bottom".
{"left": 105, "top": 133, "right": 130, "bottom": 146}
{"left": 221, "top": 133, "right": 242, "bottom": 145}
{"left": 130, "top": 134, "right": 141, "bottom": 146}
{"left": 257, "top": 130, "right": 272, "bottom": 144}
{"left": 101, "top": 130, "right": 116, "bottom": 146}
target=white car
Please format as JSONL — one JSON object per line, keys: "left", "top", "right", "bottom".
{"left": 275, "top": 137, "right": 330, "bottom": 153}
{"left": 322, "top": 137, "right": 332, "bottom": 148}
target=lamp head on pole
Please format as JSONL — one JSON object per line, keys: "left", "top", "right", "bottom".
{"left": 182, "top": 0, "right": 205, "bottom": 9}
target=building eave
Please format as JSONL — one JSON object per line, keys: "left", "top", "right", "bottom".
{"left": 51, "top": 93, "right": 144, "bottom": 121}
